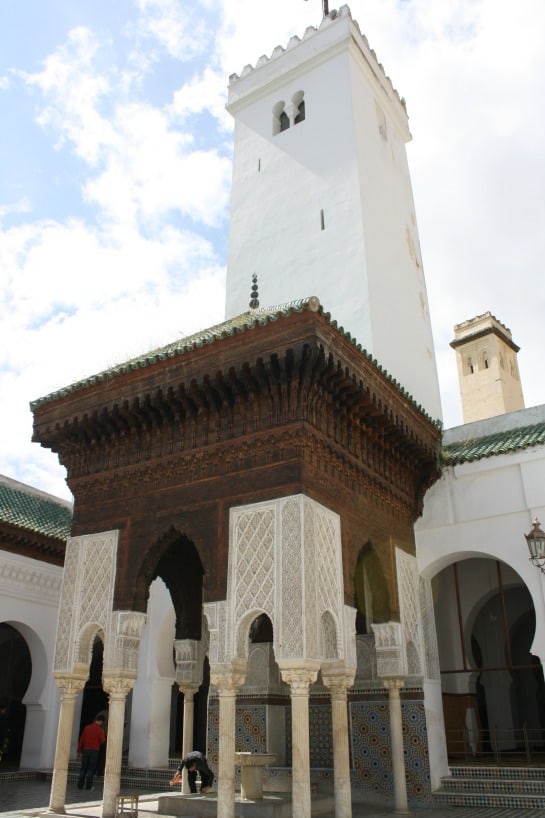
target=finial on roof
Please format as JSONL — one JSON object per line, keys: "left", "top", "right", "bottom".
{"left": 249, "top": 274, "right": 259, "bottom": 309}
{"left": 303, "top": 0, "right": 330, "bottom": 18}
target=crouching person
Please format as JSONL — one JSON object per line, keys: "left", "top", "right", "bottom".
{"left": 170, "top": 750, "right": 214, "bottom": 793}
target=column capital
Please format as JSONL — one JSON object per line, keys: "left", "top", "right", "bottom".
{"left": 53, "top": 674, "right": 87, "bottom": 698}
{"left": 280, "top": 666, "right": 318, "bottom": 695}
{"left": 210, "top": 662, "right": 246, "bottom": 692}
{"left": 322, "top": 668, "right": 355, "bottom": 699}
{"left": 103, "top": 675, "right": 135, "bottom": 698}
{"left": 177, "top": 683, "right": 200, "bottom": 697}
{"left": 383, "top": 677, "right": 405, "bottom": 693}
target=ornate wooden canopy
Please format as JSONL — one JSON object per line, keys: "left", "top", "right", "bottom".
{"left": 32, "top": 299, "right": 441, "bottom": 614}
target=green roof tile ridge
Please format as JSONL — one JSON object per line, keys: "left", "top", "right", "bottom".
{"left": 0, "top": 479, "right": 72, "bottom": 541}
{"left": 442, "top": 421, "right": 545, "bottom": 465}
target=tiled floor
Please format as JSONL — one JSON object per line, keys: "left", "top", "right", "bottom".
{"left": 1, "top": 779, "right": 545, "bottom": 818}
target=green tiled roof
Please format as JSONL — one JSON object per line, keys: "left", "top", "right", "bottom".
{"left": 0, "top": 480, "right": 72, "bottom": 541}
{"left": 442, "top": 422, "right": 545, "bottom": 465}
{"left": 30, "top": 297, "right": 440, "bottom": 426}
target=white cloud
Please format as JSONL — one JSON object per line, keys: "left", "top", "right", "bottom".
{"left": 131, "top": 0, "right": 211, "bottom": 61}
{"left": 84, "top": 101, "right": 231, "bottom": 228}
{"left": 21, "top": 27, "right": 114, "bottom": 165}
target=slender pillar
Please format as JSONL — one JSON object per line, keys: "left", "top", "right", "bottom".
{"left": 384, "top": 678, "right": 411, "bottom": 814}
{"left": 47, "top": 675, "right": 86, "bottom": 814}
{"left": 281, "top": 667, "right": 318, "bottom": 818}
{"left": 102, "top": 677, "right": 134, "bottom": 818}
{"left": 178, "top": 684, "right": 198, "bottom": 794}
{"left": 323, "top": 669, "right": 355, "bottom": 818}
{"left": 210, "top": 665, "right": 245, "bottom": 818}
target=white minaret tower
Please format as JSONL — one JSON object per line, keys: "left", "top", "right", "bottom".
{"left": 224, "top": 6, "right": 442, "bottom": 422}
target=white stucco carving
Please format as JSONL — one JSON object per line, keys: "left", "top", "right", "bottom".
{"left": 396, "top": 547, "right": 424, "bottom": 676}
{"left": 54, "top": 530, "right": 118, "bottom": 673}
{"left": 227, "top": 494, "right": 351, "bottom": 668}
{"left": 0, "top": 553, "right": 62, "bottom": 604}
{"left": 371, "top": 621, "right": 406, "bottom": 678}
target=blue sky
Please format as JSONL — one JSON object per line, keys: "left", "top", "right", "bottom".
{"left": 2, "top": 0, "right": 545, "bottom": 501}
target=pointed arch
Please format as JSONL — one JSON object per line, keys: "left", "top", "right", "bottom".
{"left": 354, "top": 540, "right": 391, "bottom": 634}
{"left": 133, "top": 526, "right": 204, "bottom": 640}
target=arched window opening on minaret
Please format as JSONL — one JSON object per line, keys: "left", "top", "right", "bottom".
{"left": 292, "top": 90, "right": 305, "bottom": 124}
{"left": 272, "top": 100, "right": 289, "bottom": 134}
{"left": 481, "top": 350, "right": 489, "bottom": 369}
{"left": 465, "top": 355, "right": 474, "bottom": 375}
{"left": 272, "top": 92, "right": 305, "bottom": 134}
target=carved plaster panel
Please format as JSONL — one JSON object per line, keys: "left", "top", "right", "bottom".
{"left": 419, "top": 576, "right": 441, "bottom": 680}
{"left": 204, "top": 601, "right": 227, "bottom": 664}
{"left": 396, "top": 548, "right": 424, "bottom": 676}
{"left": 54, "top": 530, "right": 118, "bottom": 673}
{"left": 280, "top": 498, "right": 304, "bottom": 658}
{"left": 0, "top": 552, "right": 62, "bottom": 606}
{"left": 227, "top": 494, "right": 348, "bottom": 667}
{"left": 371, "top": 621, "right": 406, "bottom": 678}
{"left": 105, "top": 610, "right": 146, "bottom": 674}
{"left": 174, "top": 638, "right": 205, "bottom": 686}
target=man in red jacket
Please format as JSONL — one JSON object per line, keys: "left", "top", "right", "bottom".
{"left": 77, "top": 715, "right": 106, "bottom": 790}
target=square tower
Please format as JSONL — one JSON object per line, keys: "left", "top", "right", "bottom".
{"left": 224, "top": 7, "right": 442, "bottom": 421}
{"left": 450, "top": 311, "right": 525, "bottom": 423}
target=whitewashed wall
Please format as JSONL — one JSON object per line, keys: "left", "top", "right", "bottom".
{"left": 0, "top": 551, "right": 62, "bottom": 768}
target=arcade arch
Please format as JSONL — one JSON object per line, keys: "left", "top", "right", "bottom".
{"left": 430, "top": 556, "right": 545, "bottom": 759}
{"left": 129, "top": 533, "right": 208, "bottom": 769}
{"left": 0, "top": 622, "right": 32, "bottom": 765}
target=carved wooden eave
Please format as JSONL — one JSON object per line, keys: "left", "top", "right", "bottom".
{"left": 0, "top": 521, "right": 65, "bottom": 566}
{"left": 31, "top": 302, "right": 441, "bottom": 521}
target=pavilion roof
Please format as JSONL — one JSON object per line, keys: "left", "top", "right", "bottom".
{"left": 30, "top": 297, "right": 437, "bottom": 426}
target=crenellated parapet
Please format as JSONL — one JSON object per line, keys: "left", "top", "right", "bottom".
{"left": 228, "top": 6, "right": 408, "bottom": 130}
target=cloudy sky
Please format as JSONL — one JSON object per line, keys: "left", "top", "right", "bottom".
{"left": 2, "top": 0, "right": 544, "bottom": 502}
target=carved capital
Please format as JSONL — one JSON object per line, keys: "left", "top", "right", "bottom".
{"left": 54, "top": 674, "right": 87, "bottom": 699}
{"left": 102, "top": 675, "right": 135, "bottom": 699}
{"left": 322, "top": 668, "right": 355, "bottom": 700}
{"left": 280, "top": 667, "right": 318, "bottom": 695}
{"left": 209, "top": 662, "right": 246, "bottom": 693}
{"left": 383, "top": 677, "right": 405, "bottom": 695}
{"left": 177, "top": 683, "right": 200, "bottom": 698}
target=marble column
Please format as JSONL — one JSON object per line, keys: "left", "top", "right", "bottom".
{"left": 47, "top": 675, "right": 86, "bottom": 814}
{"left": 323, "top": 669, "right": 355, "bottom": 818}
{"left": 281, "top": 667, "right": 318, "bottom": 818}
{"left": 178, "top": 684, "right": 199, "bottom": 794}
{"left": 102, "top": 677, "right": 134, "bottom": 818}
{"left": 210, "top": 666, "right": 245, "bottom": 818}
{"left": 384, "top": 678, "right": 410, "bottom": 815}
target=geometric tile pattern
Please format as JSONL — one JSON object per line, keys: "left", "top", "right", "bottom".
{"left": 285, "top": 700, "right": 334, "bottom": 767}
{"left": 350, "top": 696, "right": 432, "bottom": 806}
{"left": 308, "top": 701, "right": 333, "bottom": 767}
{"left": 209, "top": 692, "right": 433, "bottom": 806}
{"left": 207, "top": 699, "right": 266, "bottom": 770}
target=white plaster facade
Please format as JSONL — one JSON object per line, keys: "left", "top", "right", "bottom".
{"left": 416, "top": 404, "right": 545, "bottom": 659}
{"left": 0, "top": 549, "right": 63, "bottom": 768}
{"left": 415, "top": 403, "right": 545, "bottom": 749}
{"left": 224, "top": 6, "right": 442, "bottom": 422}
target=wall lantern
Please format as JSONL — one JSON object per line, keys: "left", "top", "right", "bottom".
{"left": 525, "top": 518, "right": 545, "bottom": 573}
